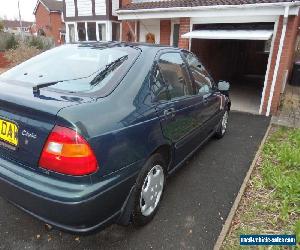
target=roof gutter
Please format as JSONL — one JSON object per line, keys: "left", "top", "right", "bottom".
{"left": 116, "top": 2, "right": 300, "bottom": 15}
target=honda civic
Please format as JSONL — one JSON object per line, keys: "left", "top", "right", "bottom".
{"left": 0, "top": 42, "right": 230, "bottom": 233}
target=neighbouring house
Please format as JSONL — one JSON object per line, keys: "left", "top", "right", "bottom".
{"left": 34, "top": 0, "right": 65, "bottom": 45}
{"left": 116, "top": 0, "right": 300, "bottom": 116}
{"left": 2, "top": 20, "right": 34, "bottom": 35}
{"left": 63, "top": 0, "right": 121, "bottom": 43}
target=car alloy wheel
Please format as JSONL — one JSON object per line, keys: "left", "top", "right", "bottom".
{"left": 139, "top": 165, "right": 164, "bottom": 216}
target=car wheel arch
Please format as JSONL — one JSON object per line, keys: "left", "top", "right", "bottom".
{"left": 117, "top": 143, "right": 172, "bottom": 225}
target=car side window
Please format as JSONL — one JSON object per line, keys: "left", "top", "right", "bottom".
{"left": 152, "top": 66, "right": 169, "bottom": 101}
{"left": 157, "top": 52, "right": 193, "bottom": 100}
{"left": 183, "top": 52, "right": 214, "bottom": 95}
{"left": 190, "top": 67, "right": 212, "bottom": 95}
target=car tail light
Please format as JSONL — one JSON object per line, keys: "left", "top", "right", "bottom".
{"left": 39, "top": 125, "right": 98, "bottom": 176}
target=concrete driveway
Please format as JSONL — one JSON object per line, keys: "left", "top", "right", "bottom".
{"left": 0, "top": 111, "right": 270, "bottom": 250}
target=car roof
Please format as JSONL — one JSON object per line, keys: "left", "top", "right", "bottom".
{"left": 73, "top": 41, "right": 183, "bottom": 53}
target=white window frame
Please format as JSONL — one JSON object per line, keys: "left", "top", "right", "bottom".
{"left": 76, "top": 21, "right": 87, "bottom": 42}
{"left": 111, "top": 21, "right": 121, "bottom": 41}
{"left": 66, "top": 21, "right": 111, "bottom": 42}
{"left": 66, "top": 22, "right": 77, "bottom": 43}
{"left": 86, "top": 22, "right": 98, "bottom": 41}
{"left": 170, "top": 19, "right": 180, "bottom": 47}
{"left": 96, "top": 21, "right": 109, "bottom": 41}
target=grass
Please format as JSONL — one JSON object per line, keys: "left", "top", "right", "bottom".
{"left": 222, "top": 126, "right": 300, "bottom": 250}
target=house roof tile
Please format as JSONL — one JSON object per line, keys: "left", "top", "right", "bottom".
{"left": 40, "top": 0, "right": 63, "bottom": 12}
{"left": 120, "top": 0, "right": 300, "bottom": 10}
{"left": 3, "top": 20, "right": 33, "bottom": 29}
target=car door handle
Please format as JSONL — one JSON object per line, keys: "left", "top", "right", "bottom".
{"left": 203, "top": 93, "right": 211, "bottom": 103}
{"left": 163, "top": 108, "right": 175, "bottom": 117}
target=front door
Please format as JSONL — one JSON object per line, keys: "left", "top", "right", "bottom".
{"left": 152, "top": 52, "right": 206, "bottom": 167}
{"left": 183, "top": 51, "right": 222, "bottom": 133}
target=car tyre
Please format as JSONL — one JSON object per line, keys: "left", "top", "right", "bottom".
{"left": 215, "top": 110, "right": 229, "bottom": 139}
{"left": 132, "top": 153, "right": 166, "bottom": 226}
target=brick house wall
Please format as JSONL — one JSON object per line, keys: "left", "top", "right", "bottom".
{"left": 35, "top": 3, "right": 63, "bottom": 45}
{"left": 121, "top": 0, "right": 136, "bottom": 42}
{"left": 178, "top": 18, "right": 190, "bottom": 50}
{"left": 49, "top": 12, "right": 63, "bottom": 44}
{"left": 261, "top": 14, "right": 300, "bottom": 115}
{"left": 260, "top": 17, "right": 283, "bottom": 115}
{"left": 269, "top": 14, "right": 300, "bottom": 114}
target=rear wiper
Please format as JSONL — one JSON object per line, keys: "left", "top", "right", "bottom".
{"left": 33, "top": 81, "right": 61, "bottom": 95}
{"left": 90, "top": 55, "right": 128, "bottom": 86}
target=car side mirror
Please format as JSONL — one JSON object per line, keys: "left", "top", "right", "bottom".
{"left": 217, "top": 81, "right": 230, "bottom": 97}
{"left": 218, "top": 81, "right": 230, "bottom": 92}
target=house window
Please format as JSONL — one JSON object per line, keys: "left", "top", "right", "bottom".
{"left": 77, "top": 0, "right": 92, "bottom": 16}
{"left": 173, "top": 24, "right": 180, "bottom": 47}
{"left": 112, "top": 22, "right": 120, "bottom": 41}
{"left": 87, "top": 22, "right": 96, "bottom": 41}
{"left": 65, "top": 0, "right": 75, "bottom": 17}
{"left": 77, "top": 22, "right": 86, "bottom": 41}
{"left": 98, "top": 23, "right": 106, "bottom": 41}
{"left": 68, "top": 24, "right": 75, "bottom": 43}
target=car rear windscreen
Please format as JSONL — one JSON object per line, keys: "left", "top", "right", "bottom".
{"left": 1, "top": 44, "right": 140, "bottom": 93}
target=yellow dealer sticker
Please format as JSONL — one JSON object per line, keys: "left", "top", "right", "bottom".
{"left": 0, "top": 118, "right": 18, "bottom": 147}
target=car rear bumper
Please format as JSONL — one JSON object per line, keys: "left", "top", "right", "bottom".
{"left": 0, "top": 156, "right": 140, "bottom": 233}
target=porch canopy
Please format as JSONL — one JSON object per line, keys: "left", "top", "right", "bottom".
{"left": 181, "top": 29, "right": 273, "bottom": 40}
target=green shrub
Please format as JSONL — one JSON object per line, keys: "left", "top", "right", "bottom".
{"left": 25, "top": 35, "right": 54, "bottom": 51}
{"left": 5, "top": 35, "right": 18, "bottom": 50}
{"left": 0, "top": 32, "right": 19, "bottom": 51}
{"left": 4, "top": 43, "right": 41, "bottom": 66}
{"left": 0, "top": 33, "right": 54, "bottom": 52}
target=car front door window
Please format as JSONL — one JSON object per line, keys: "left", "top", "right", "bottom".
{"left": 183, "top": 52, "right": 214, "bottom": 95}
{"left": 191, "top": 68, "right": 212, "bottom": 95}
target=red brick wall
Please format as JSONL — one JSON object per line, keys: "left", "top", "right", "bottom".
{"left": 178, "top": 18, "right": 190, "bottom": 49}
{"left": 50, "top": 12, "right": 63, "bottom": 45}
{"left": 260, "top": 17, "right": 283, "bottom": 115}
{"left": 269, "top": 15, "right": 299, "bottom": 114}
{"left": 261, "top": 15, "right": 300, "bottom": 115}
{"left": 35, "top": 3, "right": 63, "bottom": 45}
{"left": 121, "top": 0, "right": 132, "bottom": 42}
{"left": 160, "top": 20, "right": 171, "bottom": 45}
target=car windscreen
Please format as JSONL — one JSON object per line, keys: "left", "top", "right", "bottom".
{"left": 1, "top": 44, "right": 140, "bottom": 93}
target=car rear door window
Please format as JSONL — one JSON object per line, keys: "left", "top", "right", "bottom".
{"left": 157, "top": 52, "right": 193, "bottom": 100}
{"left": 152, "top": 67, "right": 169, "bottom": 101}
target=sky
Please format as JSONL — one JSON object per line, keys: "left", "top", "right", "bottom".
{"left": 0, "top": 0, "right": 39, "bottom": 22}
